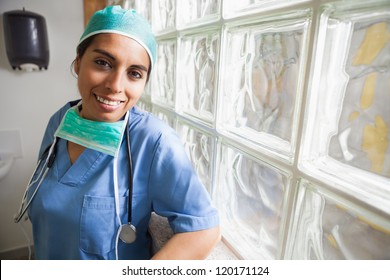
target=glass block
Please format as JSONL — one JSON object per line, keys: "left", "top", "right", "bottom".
{"left": 152, "top": 0, "right": 176, "bottom": 34}
{"left": 121, "top": 0, "right": 152, "bottom": 22}
{"left": 151, "top": 104, "right": 177, "bottom": 129}
{"left": 176, "top": 119, "right": 215, "bottom": 193}
{"left": 143, "top": 79, "right": 152, "bottom": 99}
{"left": 223, "top": 0, "right": 310, "bottom": 19}
{"left": 213, "top": 142, "right": 290, "bottom": 259}
{"left": 217, "top": 11, "right": 311, "bottom": 163}
{"left": 152, "top": 39, "right": 177, "bottom": 109}
{"left": 176, "top": 0, "right": 221, "bottom": 29}
{"left": 136, "top": 99, "right": 152, "bottom": 113}
{"left": 299, "top": 1, "right": 390, "bottom": 212}
{"left": 287, "top": 179, "right": 390, "bottom": 259}
{"left": 177, "top": 29, "right": 220, "bottom": 125}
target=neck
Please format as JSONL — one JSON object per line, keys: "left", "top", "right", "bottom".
{"left": 67, "top": 141, "right": 85, "bottom": 164}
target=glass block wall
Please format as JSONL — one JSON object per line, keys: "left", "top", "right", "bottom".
{"left": 122, "top": 0, "right": 390, "bottom": 259}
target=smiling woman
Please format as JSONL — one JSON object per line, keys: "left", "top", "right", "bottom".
{"left": 15, "top": 5, "right": 220, "bottom": 260}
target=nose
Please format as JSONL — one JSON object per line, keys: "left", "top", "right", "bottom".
{"left": 105, "top": 71, "right": 124, "bottom": 94}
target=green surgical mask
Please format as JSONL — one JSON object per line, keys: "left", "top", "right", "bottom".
{"left": 54, "top": 106, "right": 128, "bottom": 157}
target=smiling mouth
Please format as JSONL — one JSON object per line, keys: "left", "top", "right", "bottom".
{"left": 95, "top": 94, "right": 123, "bottom": 106}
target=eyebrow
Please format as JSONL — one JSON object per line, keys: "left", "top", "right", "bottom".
{"left": 92, "top": 48, "right": 149, "bottom": 72}
{"left": 93, "top": 49, "right": 116, "bottom": 61}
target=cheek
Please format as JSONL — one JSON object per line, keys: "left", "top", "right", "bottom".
{"left": 77, "top": 77, "right": 90, "bottom": 99}
{"left": 77, "top": 70, "right": 102, "bottom": 93}
{"left": 126, "top": 81, "right": 146, "bottom": 98}
{"left": 123, "top": 86, "right": 144, "bottom": 108}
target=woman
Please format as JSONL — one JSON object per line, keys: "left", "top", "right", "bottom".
{"left": 21, "top": 6, "right": 220, "bottom": 260}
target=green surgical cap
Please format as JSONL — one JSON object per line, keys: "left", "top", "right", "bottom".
{"left": 79, "top": 6, "right": 157, "bottom": 67}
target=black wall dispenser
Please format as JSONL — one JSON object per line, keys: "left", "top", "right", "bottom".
{"left": 3, "top": 8, "right": 49, "bottom": 71}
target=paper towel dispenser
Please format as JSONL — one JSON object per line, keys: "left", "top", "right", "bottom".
{"left": 2, "top": 8, "right": 49, "bottom": 71}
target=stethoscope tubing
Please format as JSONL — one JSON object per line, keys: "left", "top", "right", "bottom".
{"left": 125, "top": 124, "right": 133, "bottom": 225}
{"left": 14, "top": 137, "right": 58, "bottom": 223}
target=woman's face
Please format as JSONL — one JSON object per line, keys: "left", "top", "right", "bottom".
{"left": 74, "top": 33, "right": 150, "bottom": 122}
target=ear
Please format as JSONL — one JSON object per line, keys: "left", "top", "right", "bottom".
{"left": 73, "top": 56, "right": 80, "bottom": 75}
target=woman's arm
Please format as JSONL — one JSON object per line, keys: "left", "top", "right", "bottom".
{"left": 151, "top": 226, "right": 221, "bottom": 260}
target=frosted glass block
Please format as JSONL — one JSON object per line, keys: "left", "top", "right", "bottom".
{"left": 176, "top": 120, "right": 215, "bottom": 193}
{"left": 287, "top": 179, "right": 390, "bottom": 259}
{"left": 151, "top": 105, "right": 176, "bottom": 129}
{"left": 142, "top": 76, "right": 152, "bottom": 99}
{"left": 329, "top": 18, "right": 390, "bottom": 177}
{"left": 299, "top": 1, "right": 390, "bottom": 212}
{"left": 152, "top": 39, "right": 177, "bottom": 109}
{"left": 218, "top": 12, "right": 310, "bottom": 163}
{"left": 152, "top": 0, "right": 176, "bottom": 34}
{"left": 177, "top": 0, "right": 221, "bottom": 29}
{"left": 136, "top": 99, "right": 152, "bottom": 113}
{"left": 177, "top": 29, "right": 220, "bottom": 125}
{"left": 122, "top": 0, "right": 152, "bottom": 22}
{"left": 223, "top": 0, "right": 310, "bottom": 19}
{"left": 214, "top": 142, "right": 290, "bottom": 259}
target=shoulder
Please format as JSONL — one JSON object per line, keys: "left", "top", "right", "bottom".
{"left": 130, "top": 106, "right": 187, "bottom": 163}
{"left": 47, "top": 99, "right": 79, "bottom": 128}
{"left": 130, "top": 106, "right": 179, "bottom": 145}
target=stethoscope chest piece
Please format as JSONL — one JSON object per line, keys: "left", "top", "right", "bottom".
{"left": 119, "top": 223, "right": 136, "bottom": 244}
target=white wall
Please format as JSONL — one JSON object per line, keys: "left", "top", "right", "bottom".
{"left": 0, "top": 0, "right": 83, "bottom": 253}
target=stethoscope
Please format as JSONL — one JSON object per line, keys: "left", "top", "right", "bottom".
{"left": 14, "top": 112, "right": 137, "bottom": 247}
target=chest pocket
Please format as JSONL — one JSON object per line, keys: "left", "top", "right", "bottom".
{"left": 80, "top": 195, "right": 127, "bottom": 256}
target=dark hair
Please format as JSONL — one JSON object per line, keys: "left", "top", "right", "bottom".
{"left": 72, "top": 35, "right": 152, "bottom": 82}
{"left": 76, "top": 36, "right": 95, "bottom": 58}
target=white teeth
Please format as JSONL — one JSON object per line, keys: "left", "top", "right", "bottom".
{"left": 96, "top": 95, "right": 121, "bottom": 106}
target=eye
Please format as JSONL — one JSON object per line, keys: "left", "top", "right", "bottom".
{"left": 95, "top": 59, "right": 111, "bottom": 68}
{"left": 128, "top": 70, "right": 143, "bottom": 80}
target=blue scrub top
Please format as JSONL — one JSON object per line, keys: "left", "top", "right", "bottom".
{"left": 28, "top": 101, "right": 219, "bottom": 260}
